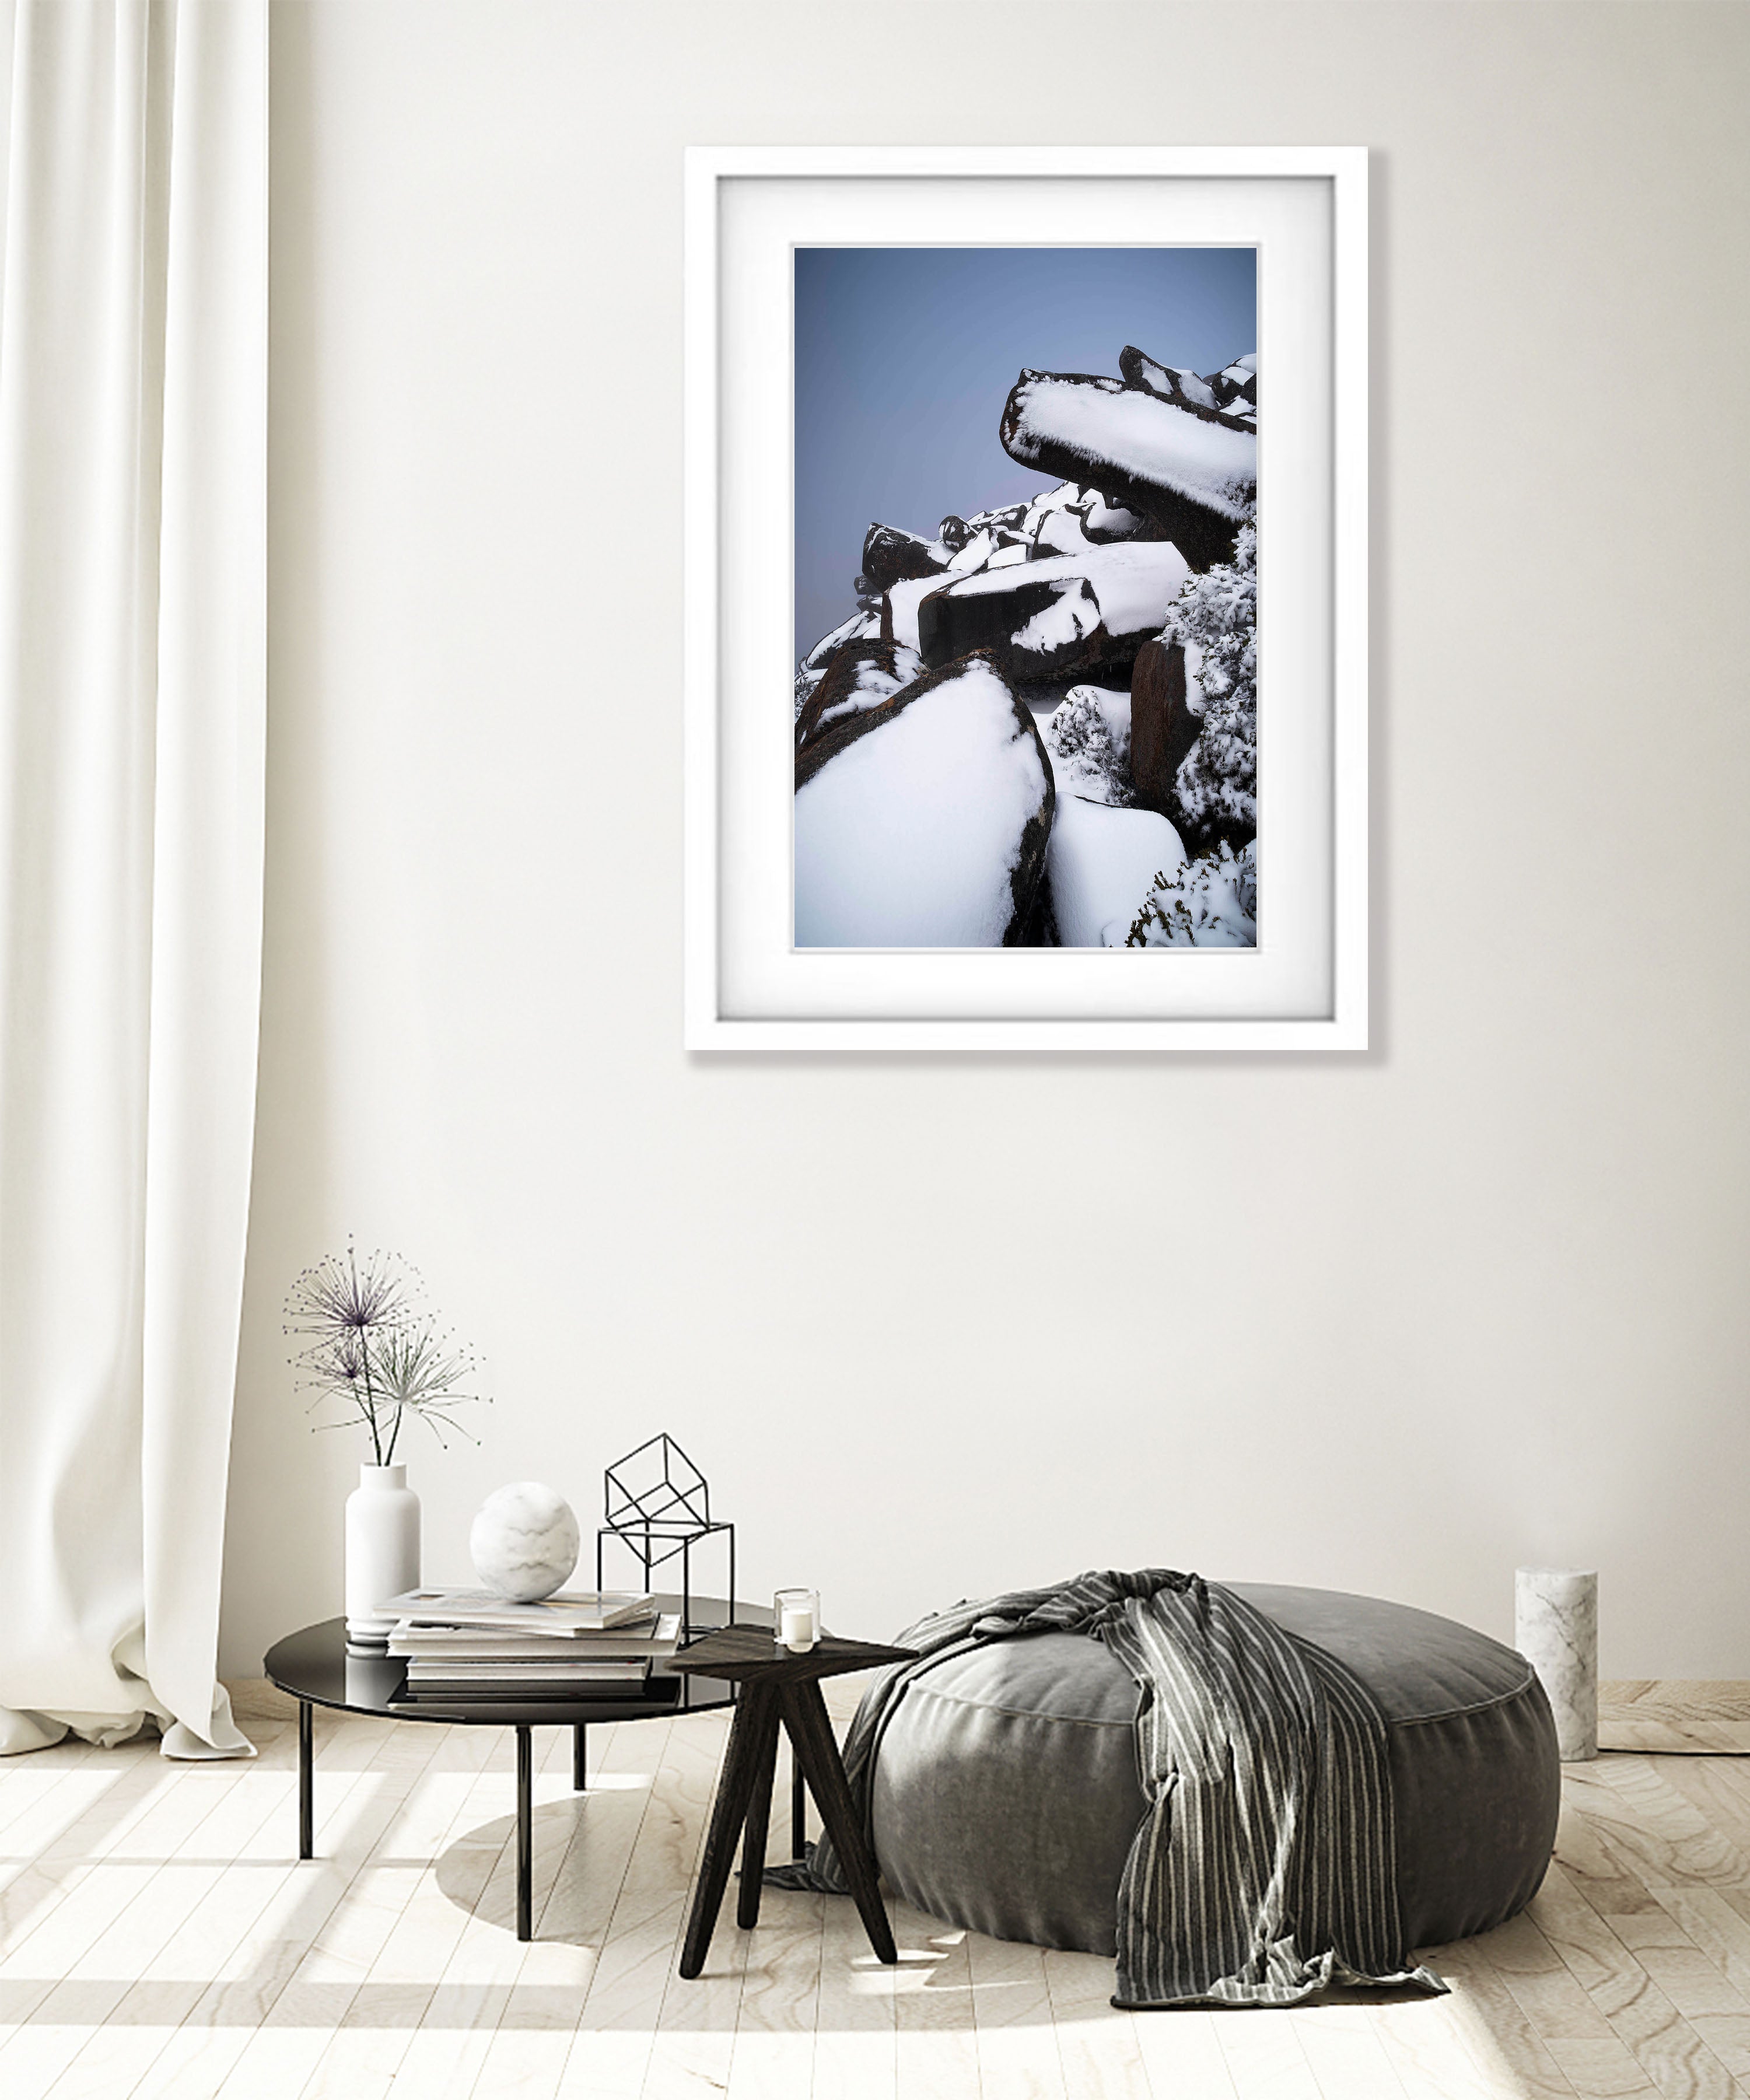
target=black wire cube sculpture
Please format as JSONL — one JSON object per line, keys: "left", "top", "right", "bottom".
{"left": 596, "top": 1433, "right": 734, "bottom": 1640}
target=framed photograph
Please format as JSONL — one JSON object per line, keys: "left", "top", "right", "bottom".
{"left": 684, "top": 146, "right": 1367, "bottom": 1051}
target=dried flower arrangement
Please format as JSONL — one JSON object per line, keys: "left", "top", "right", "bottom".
{"left": 284, "top": 1244, "right": 488, "bottom": 1462}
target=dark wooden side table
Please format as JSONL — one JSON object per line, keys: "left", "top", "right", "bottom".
{"left": 671, "top": 1626, "right": 916, "bottom": 1979}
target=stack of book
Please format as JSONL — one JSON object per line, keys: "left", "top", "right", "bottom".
{"left": 377, "top": 1588, "right": 682, "bottom": 1708}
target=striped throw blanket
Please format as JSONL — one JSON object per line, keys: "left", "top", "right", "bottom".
{"left": 771, "top": 1569, "right": 1447, "bottom": 2009}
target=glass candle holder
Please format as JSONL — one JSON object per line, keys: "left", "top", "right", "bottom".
{"left": 774, "top": 1587, "right": 820, "bottom": 1653}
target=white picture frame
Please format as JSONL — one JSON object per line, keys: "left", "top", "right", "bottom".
{"left": 684, "top": 146, "right": 1367, "bottom": 1052}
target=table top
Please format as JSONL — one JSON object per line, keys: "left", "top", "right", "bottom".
{"left": 264, "top": 1595, "right": 764, "bottom": 1727}
{"left": 671, "top": 1626, "right": 916, "bottom": 1685}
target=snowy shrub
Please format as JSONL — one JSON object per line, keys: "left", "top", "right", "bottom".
{"left": 1045, "top": 684, "right": 1133, "bottom": 806}
{"left": 1123, "top": 838, "right": 1257, "bottom": 948}
{"left": 1162, "top": 522, "right": 1256, "bottom": 847}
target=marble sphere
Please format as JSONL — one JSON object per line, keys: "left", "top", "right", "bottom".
{"left": 469, "top": 1482, "right": 580, "bottom": 1603}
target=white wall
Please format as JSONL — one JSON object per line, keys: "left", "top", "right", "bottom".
{"left": 220, "top": 0, "right": 1750, "bottom": 1681}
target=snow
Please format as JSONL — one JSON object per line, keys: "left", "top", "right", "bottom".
{"left": 1035, "top": 508, "right": 1093, "bottom": 559}
{"left": 884, "top": 573, "right": 951, "bottom": 651}
{"left": 985, "top": 542, "right": 1030, "bottom": 569}
{"left": 801, "top": 608, "right": 877, "bottom": 674}
{"left": 813, "top": 646, "right": 921, "bottom": 732}
{"left": 1046, "top": 795, "right": 1186, "bottom": 948}
{"left": 1044, "top": 684, "right": 1132, "bottom": 804}
{"left": 1212, "top": 356, "right": 1258, "bottom": 410}
{"left": 1067, "top": 682, "right": 1131, "bottom": 750}
{"left": 1124, "top": 350, "right": 1173, "bottom": 398}
{"left": 1007, "top": 376, "right": 1257, "bottom": 519}
{"left": 939, "top": 542, "right": 1190, "bottom": 641}
{"left": 946, "top": 527, "right": 995, "bottom": 575}
{"left": 1182, "top": 638, "right": 1206, "bottom": 717}
{"left": 1021, "top": 483, "right": 1082, "bottom": 537}
{"left": 1010, "top": 579, "right": 1101, "bottom": 658}
{"left": 966, "top": 502, "right": 1027, "bottom": 535}
{"left": 1121, "top": 352, "right": 1218, "bottom": 412}
{"left": 1080, "top": 492, "right": 1143, "bottom": 540}
{"left": 1163, "top": 523, "right": 1256, "bottom": 840}
{"left": 796, "top": 610, "right": 883, "bottom": 716}
{"left": 795, "top": 660, "right": 1047, "bottom": 948}
{"left": 1126, "top": 841, "right": 1257, "bottom": 947}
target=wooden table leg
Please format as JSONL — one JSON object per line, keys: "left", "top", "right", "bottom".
{"left": 735, "top": 1694, "right": 783, "bottom": 1930}
{"left": 791, "top": 1752, "right": 806, "bottom": 1861}
{"left": 679, "top": 1683, "right": 775, "bottom": 1979}
{"left": 573, "top": 1723, "right": 587, "bottom": 1793}
{"left": 781, "top": 1683, "right": 897, "bottom": 1964}
{"left": 516, "top": 1726, "right": 533, "bottom": 1942}
{"left": 298, "top": 1701, "right": 313, "bottom": 1860}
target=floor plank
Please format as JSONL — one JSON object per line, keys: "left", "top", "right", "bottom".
{"left": 9, "top": 1686, "right": 1750, "bottom": 2096}
{"left": 1041, "top": 1944, "right": 1151, "bottom": 2100}
{"left": 1601, "top": 1686, "right": 1750, "bottom": 1756}
{"left": 968, "top": 1930, "right": 1063, "bottom": 2100}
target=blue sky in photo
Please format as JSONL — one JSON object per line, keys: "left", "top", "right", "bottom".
{"left": 793, "top": 246, "right": 1257, "bottom": 659}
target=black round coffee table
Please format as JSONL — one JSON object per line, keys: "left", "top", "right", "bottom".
{"left": 265, "top": 1594, "right": 777, "bottom": 1940}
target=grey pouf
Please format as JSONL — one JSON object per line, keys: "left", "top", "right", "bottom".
{"left": 868, "top": 1583, "right": 1559, "bottom": 1958}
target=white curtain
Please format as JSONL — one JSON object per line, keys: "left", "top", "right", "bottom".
{"left": 0, "top": 0, "right": 267, "bottom": 1758}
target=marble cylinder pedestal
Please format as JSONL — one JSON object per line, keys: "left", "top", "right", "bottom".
{"left": 1516, "top": 1567, "right": 1598, "bottom": 1762}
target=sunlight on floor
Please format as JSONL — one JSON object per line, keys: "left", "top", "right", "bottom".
{"left": 4, "top": 1692, "right": 1748, "bottom": 2097}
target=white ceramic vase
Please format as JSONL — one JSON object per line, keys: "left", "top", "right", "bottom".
{"left": 345, "top": 1462, "right": 421, "bottom": 1646}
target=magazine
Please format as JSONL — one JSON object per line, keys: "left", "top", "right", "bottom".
{"left": 388, "top": 1614, "right": 682, "bottom": 1660}
{"left": 402, "top": 1658, "right": 651, "bottom": 1685}
{"left": 376, "top": 1587, "right": 656, "bottom": 1633}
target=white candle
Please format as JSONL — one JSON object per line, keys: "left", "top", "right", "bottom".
{"left": 780, "top": 1603, "right": 817, "bottom": 1651}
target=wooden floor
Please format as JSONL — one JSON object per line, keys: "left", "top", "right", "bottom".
{"left": 1601, "top": 1684, "right": 1750, "bottom": 1756}
{"left": 6, "top": 1684, "right": 1750, "bottom": 2100}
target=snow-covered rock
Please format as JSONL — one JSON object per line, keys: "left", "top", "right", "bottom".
{"left": 1124, "top": 839, "right": 1257, "bottom": 947}
{"left": 1044, "top": 683, "right": 1132, "bottom": 806}
{"left": 882, "top": 572, "right": 953, "bottom": 652}
{"left": 860, "top": 523, "right": 949, "bottom": 594}
{"left": 796, "top": 608, "right": 881, "bottom": 715}
{"left": 1007, "top": 576, "right": 1105, "bottom": 670}
{"left": 1000, "top": 368, "right": 1256, "bottom": 571}
{"left": 1129, "top": 636, "right": 1204, "bottom": 821}
{"left": 945, "top": 527, "right": 996, "bottom": 576}
{"left": 1046, "top": 794, "right": 1186, "bottom": 948}
{"left": 1120, "top": 345, "right": 1253, "bottom": 425}
{"left": 789, "top": 338, "right": 1264, "bottom": 948}
{"left": 1116, "top": 345, "right": 1176, "bottom": 401}
{"left": 1079, "top": 491, "right": 1147, "bottom": 543}
{"left": 794, "top": 653, "right": 1055, "bottom": 948}
{"left": 915, "top": 542, "right": 1191, "bottom": 681}
{"left": 1118, "top": 346, "right": 1221, "bottom": 415}
{"left": 965, "top": 501, "right": 1028, "bottom": 535}
{"left": 795, "top": 638, "right": 922, "bottom": 753}
{"left": 1023, "top": 481, "right": 1083, "bottom": 533}
{"left": 1209, "top": 355, "right": 1258, "bottom": 410}
{"left": 1035, "top": 507, "right": 1094, "bottom": 560}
